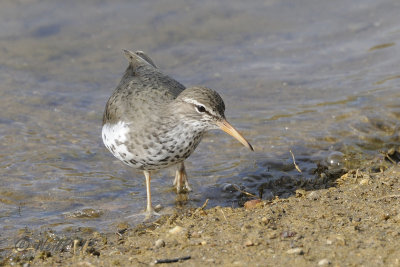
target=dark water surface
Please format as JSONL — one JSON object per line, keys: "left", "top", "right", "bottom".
{"left": 1, "top": 0, "right": 400, "bottom": 247}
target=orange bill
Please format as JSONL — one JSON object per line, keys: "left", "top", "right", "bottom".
{"left": 216, "top": 119, "right": 254, "bottom": 151}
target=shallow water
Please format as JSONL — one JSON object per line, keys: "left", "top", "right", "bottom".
{"left": 1, "top": 0, "right": 400, "bottom": 248}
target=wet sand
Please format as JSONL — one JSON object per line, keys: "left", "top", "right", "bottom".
{"left": 1, "top": 0, "right": 400, "bottom": 242}
{"left": 4, "top": 152, "right": 400, "bottom": 266}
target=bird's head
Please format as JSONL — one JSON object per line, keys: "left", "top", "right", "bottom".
{"left": 173, "top": 86, "right": 253, "bottom": 151}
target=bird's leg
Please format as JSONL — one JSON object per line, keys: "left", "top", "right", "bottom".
{"left": 125, "top": 171, "right": 159, "bottom": 220}
{"left": 173, "top": 162, "right": 192, "bottom": 193}
{"left": 144, "top": 170, "right": 158, "bottom": 218}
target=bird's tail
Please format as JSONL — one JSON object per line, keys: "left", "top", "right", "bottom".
{"left": 123, "top": 49, "right": 157, "bottom": 68}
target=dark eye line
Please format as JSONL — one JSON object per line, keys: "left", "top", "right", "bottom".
{"left": 194, "top": 104, "right": 211, "bottom": 115}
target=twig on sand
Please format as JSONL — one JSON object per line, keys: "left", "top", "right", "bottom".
{"left": 290, "top": 150, "right": 302, "bottom": 173}
{"left": 231, "top": 184, "right": 259, "bottom": 199}
{"left": 200, "top": 199, "right": 209, "bottom": 210}
{"left": 155, "top": 256, "right": 191, "bottom": 264}
{"left": 381, "top": 150, "right": 397, "bottom": 165}
{"left": 194, "top": 199, "right": 209, "bottom": 215}
{"left": 81, "top": 240, "right": 89, "bottom": 256}
{"left": 219, "top": 208, "right": 228, "bottom": 222}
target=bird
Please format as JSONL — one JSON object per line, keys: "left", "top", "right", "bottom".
{"left": 102, "top": 50, "right": 253, "bottom": 218}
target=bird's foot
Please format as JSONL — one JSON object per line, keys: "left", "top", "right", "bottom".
{"left": 126, "top": 206, "right": 160, "bottom": 222}
{"left": 144, "top": 207, "right": 160, "bottom": 221}
{"left": 174, "top": 179, "right": 192, "bottom": 193}
{"left": 182, "top": 182, "right": 192, "bottom": 193}
{"left": 174, "top": 166, "right": 192, "bottom": 193}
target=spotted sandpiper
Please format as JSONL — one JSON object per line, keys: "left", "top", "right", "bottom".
{"left": 102, "top": 50, "right": 253, "bottom": 217}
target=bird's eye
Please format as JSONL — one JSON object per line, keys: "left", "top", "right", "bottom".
{"left": 195, "top": 105, "right": 206, "bottom": 113}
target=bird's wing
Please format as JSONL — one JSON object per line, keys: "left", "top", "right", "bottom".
{"left": 118, "top": 50, "right": 186, "bottom": 99}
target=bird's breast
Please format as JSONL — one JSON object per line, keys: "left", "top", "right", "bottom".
{"left": 102, "top": 119, "right": 205, "bottom": 171}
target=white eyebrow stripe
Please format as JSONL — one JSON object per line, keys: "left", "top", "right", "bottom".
{"left": 182, "top": 97, "right": 205, "bottom": 107}
{"left": 182, "top": 97, "right": 218, "bottom": 117}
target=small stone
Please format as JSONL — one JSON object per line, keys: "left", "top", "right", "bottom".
{"left": 318, "top": 258, "right": 331, "bottom": 266}
{"left": 169, "top": 225, "right": 185, "bottom": 234}
{"left": 201, "top": 240, "right": 207, "bottom": 245}
{"left": 191, "top": 231, "right": 201, "bottom": 238}
{"left": 286, "top": 248, "right": 304, "bottom": 255}
{"left": 359, "top": 178, "right": 369, "bottom": 185}
{"left": 154, "top": 204, "right": 163, "bottom": 211}
{"left": 244, "top": 199, "right": 262, "bottom": 209}
{"left": 244, "top": 240, "right": 254, "bottom": 247}
{"left": 326, "top": 239, "right": 333, "bottom": 245}
{"left": 261, "top": 217, "right": 269, "bottom": 224}
{"left": 307, "top": 191, "right": 321, "bottom": 200}
{"left": 154, "top": 239, "right": 165, "bottom": 248}
{"left": 222, "top": 183, "right": 236, "bottom": 192}
{"left": 295, "top": 189, "right": 306, "bottom": 197}
{"left": 281, "top": 231, "right": 297, "bottom": 238}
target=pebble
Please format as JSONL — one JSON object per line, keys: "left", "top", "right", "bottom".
{"left": 222, "top": 183, "right": 236, "bottom": 192}
{"left": 154, "top": 239, "right": 165, "bottom": 248}
{"left": 169, "top": 226, "right": 185, "bottom": 234}
{"left": 244, "top": 199, "right": 262, "bottom": 209}
{"left": 261, "top": 217, "right": 269, "bottom": 224}
{"left": 244, "top": 240, "right": 254, "bottom": 247}
{"left": 295, "top": 189, "right": 306, "bottom": 197}
{"left": 281, "top": 231, "right": 297, "bottom": 238}
{"left": 382, "top": 213, "right": 391, "bottom": 221}
{"left": 307, "top": 191, "right": 321, "bottom": 200}
{"left": 191, "top": 231, "right": 201, "bottom": 238}
{"left": 318, "top": 259, "right": 331, "bottom": 266}
{"left": 359, "top": 178, "right": 369, "bottom": 185}
{"left": 286, "top": 248, "right": 304, "bottom": 255}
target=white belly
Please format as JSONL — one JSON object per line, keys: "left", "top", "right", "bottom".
{"left": 102, "top": 121, "right": 137, "bottom": 166}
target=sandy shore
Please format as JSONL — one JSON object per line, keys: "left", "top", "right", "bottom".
{"left": 3, "top": 155, "right": 400, "bottom": 266}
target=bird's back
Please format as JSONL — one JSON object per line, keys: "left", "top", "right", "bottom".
{"left": 102, "top": 50, "right": 186, "bottom": 125}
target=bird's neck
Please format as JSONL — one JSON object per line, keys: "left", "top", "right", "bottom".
{"left": 159, "top": 105, "right": 207, "bottom": 142}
